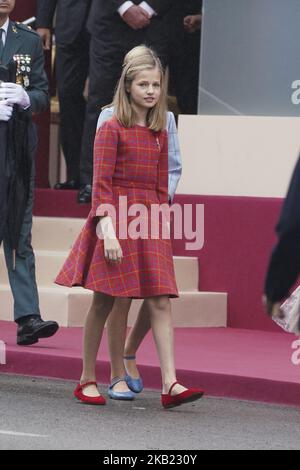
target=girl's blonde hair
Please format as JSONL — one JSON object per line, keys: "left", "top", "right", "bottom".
{"left": 113, "top": 45, "right": 167, "bottom": 131}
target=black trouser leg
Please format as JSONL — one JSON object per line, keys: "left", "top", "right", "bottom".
{"left": 0, "top": 176, "right": 9, "bottom": 245}
{"left": 56, "top": 31, "right": 90, "bottom": 182}
{"left": 0, "top": 123, "right": 9, "bottom": 244}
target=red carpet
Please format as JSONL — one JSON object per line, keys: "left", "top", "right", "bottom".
{"left": 1, "top": 321, "right": 300, "bottom": 407}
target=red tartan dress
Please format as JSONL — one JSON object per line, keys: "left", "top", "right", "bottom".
{"left": 55, "top": 118, "right": 179, "bottom": 298}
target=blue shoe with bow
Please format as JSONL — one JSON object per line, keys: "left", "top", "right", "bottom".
{"left": 108, "top": 377, "right": 135, "bottom": 401}
{"left": 124, "top": 355, "right": 144, "bottom": 394}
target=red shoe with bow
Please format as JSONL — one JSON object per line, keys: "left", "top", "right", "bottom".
{"left": 74, "top": 381, "right": 106, "bottom": 405}
{"left": 161, "top": 381, "right": 204, "bottom": 409}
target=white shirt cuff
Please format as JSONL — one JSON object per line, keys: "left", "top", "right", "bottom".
{"left": 139, "top": 2, "right": 156, "bottom": 17}
{"left": 118, "top": 1, "right": 134, "bottom": 16}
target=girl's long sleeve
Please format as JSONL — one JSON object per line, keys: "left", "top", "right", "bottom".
{"left": 156, "top": 132, "right": 169, "bottom": 205}
{"left": 91, "top": 121, "right": 118, "bottom": 218}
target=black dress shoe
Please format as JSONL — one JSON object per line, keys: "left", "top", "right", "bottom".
{"left": 17, "top": 317, "right": 59, "bottom": 346}
{"left": 54, "top": 179, "right": 79, "bottom": 190}
{"left": 77, "top": 184, "right": 92, "bottom": 204}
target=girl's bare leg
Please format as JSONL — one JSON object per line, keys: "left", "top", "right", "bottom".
{"left": 124, "top": 300, "right": 151, "bottom": 378}
{"left": 80, "top": 292, "right": 114, "bottom": 397}
{"left": 106, "top": 297, "right": 133, "bottom": 392}
{"left": 148, "top": 296, "right": 187, "bottom": 395}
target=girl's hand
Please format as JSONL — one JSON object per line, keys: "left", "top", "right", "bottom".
{"left": 104, "top": 237, "right": 123, "bottom": 264}
{"left": 96, "top": 216, "right": 123, "bottom": 264}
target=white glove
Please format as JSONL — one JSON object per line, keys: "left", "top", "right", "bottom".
{"left": 0, "top": 101, "right": 13, "bottom": 121}
{"left": 96, "top": 216, "right": 117, "bottom": 240}
{"left": 0, "top": 82, "right": 30, "bottom": 109}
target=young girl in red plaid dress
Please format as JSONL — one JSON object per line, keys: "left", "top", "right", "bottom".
{"left": 56, "top": 46, "right": 204, "bottom": 408}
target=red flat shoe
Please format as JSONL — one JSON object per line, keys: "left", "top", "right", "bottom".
{"left": 161, "top": 381, "right": 204, "bottom": 409}
{"left": 74, "top": 381, "right": 106, "bottom": 405}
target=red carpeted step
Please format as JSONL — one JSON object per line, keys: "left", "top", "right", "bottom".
{"left": 34, "top": 189, "right": 90, "bottom": 218}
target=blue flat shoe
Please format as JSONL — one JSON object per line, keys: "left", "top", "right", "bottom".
{"left": 124, "top": 355, "right": 144, "bottom": 394}
{"left": 108, "top": 377, "right": 135, "bottom": 401}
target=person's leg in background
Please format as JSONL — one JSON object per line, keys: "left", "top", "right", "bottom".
{"left": 145, "top": 12, "right": 173, "bottom": 70}
{"left": 176, "top": 29, "right": 201, "bottom": 114}
{"left": 175, "top": 0, "right": 202, "bottom": 114}
{"left": 3, "top": 136, "right": 59, "bottom": 345}
{"left": 54, "top": 30, "right": 90, "bottom": 189}
{"left": 173, "top": 0, "right": 202, "bottom": 114}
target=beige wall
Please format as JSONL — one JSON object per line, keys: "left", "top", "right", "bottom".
{"left": 177, "top": 115, "right": 300, "bottom": 198}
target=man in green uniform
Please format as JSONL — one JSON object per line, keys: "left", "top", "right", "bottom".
{"left": 0, "top": 0, "right": 59, "bottom": 345}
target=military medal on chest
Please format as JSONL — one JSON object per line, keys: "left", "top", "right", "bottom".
{"left": 13, "top": 54, "right": 31, "bottom": 89}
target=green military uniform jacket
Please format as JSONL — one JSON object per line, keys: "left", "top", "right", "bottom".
{"left": 1, "top": 21, "right": 49, "bottom": 113}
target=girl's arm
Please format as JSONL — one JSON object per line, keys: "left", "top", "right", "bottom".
{"left": 93, "top": 120, "right": 123, "bottom": 264}
{"left": 167, "top": 112, "right": 182, "bottom": 203}
{"left": 97, "top": 107, "right": 114, "bottom": 132}
{"left": 156, "top": 132, "right": 169, "bottom": 205}
{"left": 91, "top": 121, "right": 118, "bottom": 219}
